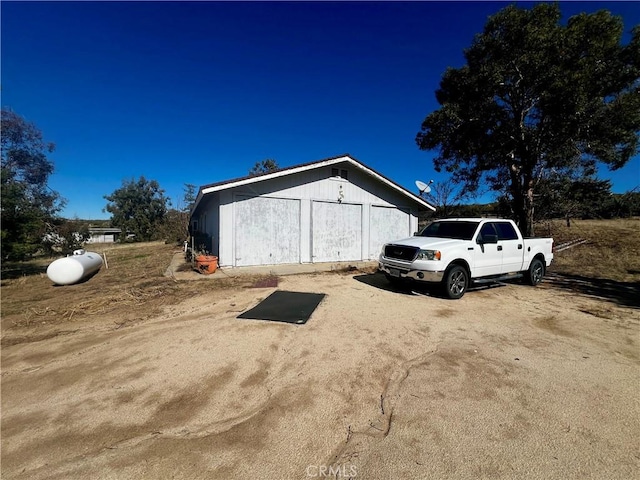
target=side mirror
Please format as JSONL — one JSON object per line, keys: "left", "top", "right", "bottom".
{"left": 479, "top": 234, "right": 498, "bottom": 244}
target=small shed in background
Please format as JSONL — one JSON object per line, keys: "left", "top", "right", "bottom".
{"left": 86, "top": 227, "right": 122, "bottom": 244}
{"left": 190, "top": 154, "right": 435, "bottom": 267}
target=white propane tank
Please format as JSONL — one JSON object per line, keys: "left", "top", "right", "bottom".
{"left": 46, "top": 251, "right": 104, "bottom": 285}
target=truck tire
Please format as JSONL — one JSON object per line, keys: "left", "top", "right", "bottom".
{"left": 443, "top": 265, "right": 468, "bottom": 299}
{"left": 526, "top": 258, "right": 545, "bottom": 286}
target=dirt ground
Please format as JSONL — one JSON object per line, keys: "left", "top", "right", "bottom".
{"left": 2, "top": 263, "right": 638, "bottom": 480}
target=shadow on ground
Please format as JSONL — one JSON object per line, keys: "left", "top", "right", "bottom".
{"left": 1, "top": 263, "right": 48, "bottom": 280}
{"left": 353, "top": 271, "right": 505, "bottom": 298}
{"left": 546, "top": 273, "right": 640, "bottom": 308}
{"left": 353, "top": 272, "right": 435, "bottom": 296}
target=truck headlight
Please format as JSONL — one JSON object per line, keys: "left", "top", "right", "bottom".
{"left": 416, "top": 249, "right": 441, "bottom": 261}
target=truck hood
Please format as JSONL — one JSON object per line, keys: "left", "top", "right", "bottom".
{"left": 386, "top": 237, "right": 468, "bottom": 250}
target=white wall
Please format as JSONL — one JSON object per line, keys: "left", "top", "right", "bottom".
{"left": 87, "top": 233, "right": 118, "bottom": 243}
{"left": 199, "top": 163, "right": 421, "bottom": 266}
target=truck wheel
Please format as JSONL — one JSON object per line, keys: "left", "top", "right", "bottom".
{"left": 526, "top": 258, "right": 544, "bottom": 286}
{"left": 443, "top": 265, "right": 468, "bottom": 299}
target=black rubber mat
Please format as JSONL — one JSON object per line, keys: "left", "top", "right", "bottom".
{"left": 237, "top": 290, "right": 326, "bottom": 324}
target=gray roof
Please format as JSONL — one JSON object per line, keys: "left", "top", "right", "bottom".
{"left": 89, "top": 227, "right": 122, "bottom": 234}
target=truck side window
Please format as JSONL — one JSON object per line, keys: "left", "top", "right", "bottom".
{"left": 495, "top": 222, "right": 518, "bottom": 240}
{"left": 478, "top": 223, "right": 497, "bottom": 242}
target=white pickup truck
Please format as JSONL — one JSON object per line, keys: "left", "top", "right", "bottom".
{"left": 378, "top": 218, "right": 554, "bottom": 299}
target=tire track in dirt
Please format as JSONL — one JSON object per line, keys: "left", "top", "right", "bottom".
{"left": 323, "top": 344, "right": 442, "bottom": 472}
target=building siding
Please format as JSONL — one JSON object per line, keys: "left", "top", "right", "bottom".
{"left": 234, "top": 195, "right": 301, "bottom": 266}
{"left": 193, "top": 159, "right": 430, "bottom": 267}
{"left": 311, "top": 201, "right": 363, "bottom": 262}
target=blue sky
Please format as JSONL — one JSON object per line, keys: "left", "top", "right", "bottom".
{"left": 2, "top": 1, "right": 639, "bottom": 220}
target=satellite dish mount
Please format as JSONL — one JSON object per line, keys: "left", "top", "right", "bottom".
{"left": 415, "top": 179, "right": 433, "bottom": 197}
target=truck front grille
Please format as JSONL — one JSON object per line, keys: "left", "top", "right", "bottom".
{"left": 384, "top": 244, "right": 419, "bottom": 261}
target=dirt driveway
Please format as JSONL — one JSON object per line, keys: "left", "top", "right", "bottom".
{"left": 2, "top": 271, "right": 639, "bottom": 479}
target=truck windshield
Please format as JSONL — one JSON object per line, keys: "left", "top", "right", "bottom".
{"left": 418, "top": 221, "right": 479, "bottom": 240}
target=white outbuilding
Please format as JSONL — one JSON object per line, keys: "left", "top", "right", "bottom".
{"left": 190, "top": 154, "right": 435, "bottom": 267}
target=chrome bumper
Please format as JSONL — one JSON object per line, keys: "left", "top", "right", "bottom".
{"left": 378, "top": 261, "right": 444, "bottom": 283}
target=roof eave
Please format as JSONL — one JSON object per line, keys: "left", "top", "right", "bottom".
{"left": 192, "top": 154, "right": 436, "bottom": 213}
{"left": 200, "top": 155, "right": 353, "bottom": 195}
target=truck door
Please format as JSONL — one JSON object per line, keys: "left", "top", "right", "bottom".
{"left": 495, "top": 222, "right": 524, "bottom": 274}
{"left": 473, "top": 222, "right": 503, "bottom": 277}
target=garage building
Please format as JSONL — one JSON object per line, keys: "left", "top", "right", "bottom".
{"left": 190, "top": 154, "right": 435, "bottom": 267}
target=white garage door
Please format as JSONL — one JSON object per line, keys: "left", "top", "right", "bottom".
{"left": 235, "top": 195, "right": 300, "bottom": 266}
{"left": 369, "top": 205, "right": 411, "bottom": 259}
{"left": 312, "top": 201, "right": 362, "bottom": 263}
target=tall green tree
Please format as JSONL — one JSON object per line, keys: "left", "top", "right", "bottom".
{"left": 249, "top": 158, "right": 279, "bottom": 176}
{"left": 606, "top": 187, "right": 640, "bottom": 218}
{"left": 1, "top": 108, "right": 66, "bottom": 259}
{"left": 104, "top": 177, "right": 169, "bottom": 241}
{"left": 416, "top": 4, "right": 640, "bottom": 235}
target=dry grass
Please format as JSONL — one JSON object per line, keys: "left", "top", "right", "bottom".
{"left": 539, "top": 218, "right": 640, "bottom": 309}
{"left": 0, "top": 242, "right": 262, "bottom": 343}
{"left": 542, "top": 218, "right": 640, "bottom": 282}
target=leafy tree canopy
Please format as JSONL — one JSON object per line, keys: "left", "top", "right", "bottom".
{"left": 249, "top": 159, "right": 279, "bottom": 176}
{"left": 104, "top": 177, "right": 169, "bottom": 241}
{"left": 416, "top": 4, "right": 640, "bottom": 235}
{"left": 1, "top": 108, "right": 65, "bottom": 259}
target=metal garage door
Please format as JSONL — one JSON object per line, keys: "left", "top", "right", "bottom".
{"left": 312, "top": 201, "right": 362, "bottom": 263}
{"left": 369, "top": 205, "right": 411, "bottom": 259}
{"left": 235, "top": 195, "right": 300, "bottom": 266}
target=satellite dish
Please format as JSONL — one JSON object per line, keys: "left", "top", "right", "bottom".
{"left": 415, "top": 179, "right": 433, "bottom": 195}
